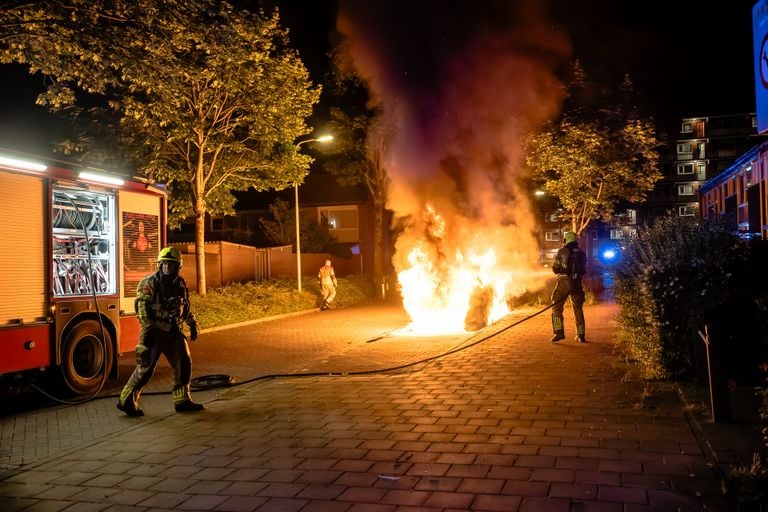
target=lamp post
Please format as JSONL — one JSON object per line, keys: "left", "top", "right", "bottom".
{"left": 294, "top": 135, "right": 333, "bottom": 292}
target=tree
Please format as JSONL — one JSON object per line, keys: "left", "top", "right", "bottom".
{"left": 0, "top": 0, "right": 321, "bottom": 295}
{"left": 259, "top": 198, "right": 338, "bottom": 253}
{"left": 259, "top": 198, "right": 295, "bottom": 246}
{"left": 325, "top": 46, "right": 392, "bottom": 284}
{"left": 525, "top": 61, "right": 661, "bottom": 235}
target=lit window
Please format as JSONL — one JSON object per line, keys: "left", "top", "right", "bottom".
{"left": 681, "top": 122, "right": 692, "bottom": 133}
{"left": 610, "top": 229, "right": 624, "bottom": 240}
{"left": 679, "top": 206, "right": 696, "bottom": 216}
{"left": 318, "top": 206, "right": 358, "bottom": 243}
{"left": 677, "top": 143, "right": 692, "bottom": 154}
{"left": 677, "top": 163, "right": 693, "bottom": 175}
{"left": 677, "top": 184, "right": 694, "bottom": 196}
{"left": 545, "top": 230, "right": 560, "bottom": 242}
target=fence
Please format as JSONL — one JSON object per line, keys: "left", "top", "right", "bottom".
{"left": 172, "top": 242, "right": 361, "bottom": 292}
{"left": 172, "top": 241, "right": 267, "bottom": 292}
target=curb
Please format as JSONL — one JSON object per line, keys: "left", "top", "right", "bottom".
{"left": 198, "top": 307, "right": 319, "bottom": 334}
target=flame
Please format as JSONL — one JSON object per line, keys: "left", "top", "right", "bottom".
{"left": 397, "top": 205, "right": 529, "bottom": 333}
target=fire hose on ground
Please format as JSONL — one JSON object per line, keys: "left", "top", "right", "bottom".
{"left": 24, "top": 302, "right": 555, "bottom": 405}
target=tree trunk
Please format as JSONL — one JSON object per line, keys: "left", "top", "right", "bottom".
{"left": 195, "top": 207, "right": 206, "bottom": 296}
{"left": 194, "top": 150, "right": 207, "bottom": 296}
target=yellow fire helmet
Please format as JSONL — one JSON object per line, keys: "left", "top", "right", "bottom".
{"left": 157, "top": 246, "right": 183, "bottom": 267}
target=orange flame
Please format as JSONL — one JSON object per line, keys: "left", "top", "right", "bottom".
{"left": 397, "top": 205, "right": 531, "bottom": 333}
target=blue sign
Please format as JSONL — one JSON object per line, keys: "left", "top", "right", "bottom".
{"left": 755, "top": 0, "right": 768, "bottom": 133}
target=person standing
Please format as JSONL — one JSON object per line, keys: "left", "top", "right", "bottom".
{"left": 117, "top": 247, "right": 203, "bottom": 416}
{"left": 550, "top": 231, "right": 587, "bottom": 343}
{"left": 318, "top": 259, "right": 337, "bottom": 310}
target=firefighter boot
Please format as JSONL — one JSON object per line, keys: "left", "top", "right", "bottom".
{"left": 550, "top": 331, "right": 565, "bottom": 343}
{"left": 575, "top": 334, "right": 586, "bottom": 343}
{"left": 117, "top": 398, "right": 144, "bottom": 417}
{"left": 175, "top": 400, "right": 205, "bottom": 413}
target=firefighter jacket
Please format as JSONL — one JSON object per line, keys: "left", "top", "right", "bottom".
{"left": 135, "top": 270, "right": 195, "bottom": 342}
{"left": 552, "top": 242, "right": 587, "bottom": 280}
{"left": 318, "top": 264, "right": 337, "bottom": 286}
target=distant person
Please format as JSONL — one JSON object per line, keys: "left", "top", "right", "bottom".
{"left": 117, "top": 247, "right": 203, "bottom": 417}
{"left": 318, "top": 259, "right": 337, "bottom": 310}
{"left": 550, "top": 231, "right": 587, "bottom": 343}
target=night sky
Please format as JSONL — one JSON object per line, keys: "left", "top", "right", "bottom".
{"left": 0, "top": 0, "right": 760, "bottom": 156}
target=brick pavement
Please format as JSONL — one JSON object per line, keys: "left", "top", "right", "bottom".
{"left": 0, "top": 299, "right": 731, "bottom": 511}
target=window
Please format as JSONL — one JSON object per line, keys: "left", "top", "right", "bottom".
{"left": 677, "top": 184, "right": 694, "bottom": 196}
{"left": 696, "top": 162, "right": 707, "bottom": 179}
{"left": 679, "top": 205, "right": 696, "bottom": 216}
{"left": 677, "top": 163, "right": 693, "bottom": 175}
{"left": 677, "top": 143, "right": 692, "bottom": 154}
{"left": 545, "top": 230, "right": 560, "bottom": 242}
{"left": 681, "top": 122, "right": 692, "bottom": 133}
{"left": 318, "top": 206, "right": 359, "bottom": 243}
{"left": 610, "top": 229, "right": 624, "bottom": 240}
{"left": 210, "top": 216, "right": 225, "bottom": 231}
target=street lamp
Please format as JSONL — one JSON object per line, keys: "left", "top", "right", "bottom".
{"left": 294, "top": 135, "right": 333, "bottom": 291}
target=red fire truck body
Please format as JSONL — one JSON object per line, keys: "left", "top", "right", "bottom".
{"left": 0, "top": 154, "right": 166, "bottom": 397}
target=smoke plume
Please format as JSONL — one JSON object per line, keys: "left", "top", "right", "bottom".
{"left": 336, "top": 0, "right": 571, "bottom": 323}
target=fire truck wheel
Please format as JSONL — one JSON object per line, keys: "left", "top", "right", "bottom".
{"left": 60, "top": 319, "right": 114, "bottom": 396}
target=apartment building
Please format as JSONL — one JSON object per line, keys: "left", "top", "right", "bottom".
{"left": 639, "top": 113, "right": 760, "bottom": 225}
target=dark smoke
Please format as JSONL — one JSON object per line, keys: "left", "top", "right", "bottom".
{"left": 337, "top": 0, "right": 571, "bottom": 324}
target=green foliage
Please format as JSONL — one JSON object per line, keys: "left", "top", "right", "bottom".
{"left": 614, "top": 216, "right": 748, "bottom": 380}
{"left": 258, "top": 198, "right": 340, "bottom": 253}
{"left": 189, "top": 275, "right": 376, "bottom": 329}
{"left": 259, "top": 198, "right": 295, "bottom": 246}
{"left": 525, "top": 61, "right": 662, "bottom": 235}
{"left": 325, "top": 45, "right": 392, "bottom": 276}
{"left": 0, "top": 1, "right": 321, "bottom": 294}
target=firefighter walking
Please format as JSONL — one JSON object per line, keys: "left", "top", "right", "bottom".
{"left": 550, "top": 231, "right": 587, "bottom": 343}
{"left": 117, "top": 247, "right": 203, "bottom": 416}
{"left": 318, "top": 259, "right": 337, "bottom": 310}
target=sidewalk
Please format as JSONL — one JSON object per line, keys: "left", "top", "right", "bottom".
{"left": 0, "top": 299, "right": 741, "bottom": 510}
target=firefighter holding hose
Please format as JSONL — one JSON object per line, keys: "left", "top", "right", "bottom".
{"left": 550, "top": 231, "right": 587, "bottom": 343}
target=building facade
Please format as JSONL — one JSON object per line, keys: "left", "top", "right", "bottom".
{"left": 700, "top": 139, "right": 768, "bottom": 239}
{"left": 640, "top": 113, "right": 759, "bottom": 225}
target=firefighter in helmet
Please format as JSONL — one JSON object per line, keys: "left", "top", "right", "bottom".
{"left": 550, "top": 231, "right": 587, "bottom": 343}
{"left": 117, "top": 247, "right": 203, "bottom": 416}
{"left": 317, "top": 259, "right": 337, "bottom": 310}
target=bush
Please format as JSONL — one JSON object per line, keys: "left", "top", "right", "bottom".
{"left": 614, "top": 216, "right": 749, "bottom": 380}
{"left": 189, "top": 275, "right": 376, "bottom": 329}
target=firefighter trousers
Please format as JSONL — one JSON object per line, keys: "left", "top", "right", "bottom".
{"left": 321, "top": 284, "right": 336, "bottom": 307}
{"left": 119, "top": 329, "right": 193, "bottom": 408}
{"left": 551, "top": 275, "right": 586, "bottom": 336}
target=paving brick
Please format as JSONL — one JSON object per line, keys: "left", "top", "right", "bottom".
{"left": 0, "top": 302, "right": 727, "bottom": 512}
{"left": 470, "top": 494, "right": 522, "bottom": 511}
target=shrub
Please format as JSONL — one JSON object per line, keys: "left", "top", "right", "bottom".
{"left": 189, "top": 275, "right": 376, "bottom": 329}
{"left": 614, "top": 216, "right": 748, "bottom": 380}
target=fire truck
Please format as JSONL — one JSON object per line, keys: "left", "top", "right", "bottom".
{"left": 0, "top": 152, "right": 167, "bottom": 398}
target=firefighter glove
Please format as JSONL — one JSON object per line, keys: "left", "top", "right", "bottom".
{"left": 189, "top": 322, "right": 199, "bottom": 342}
